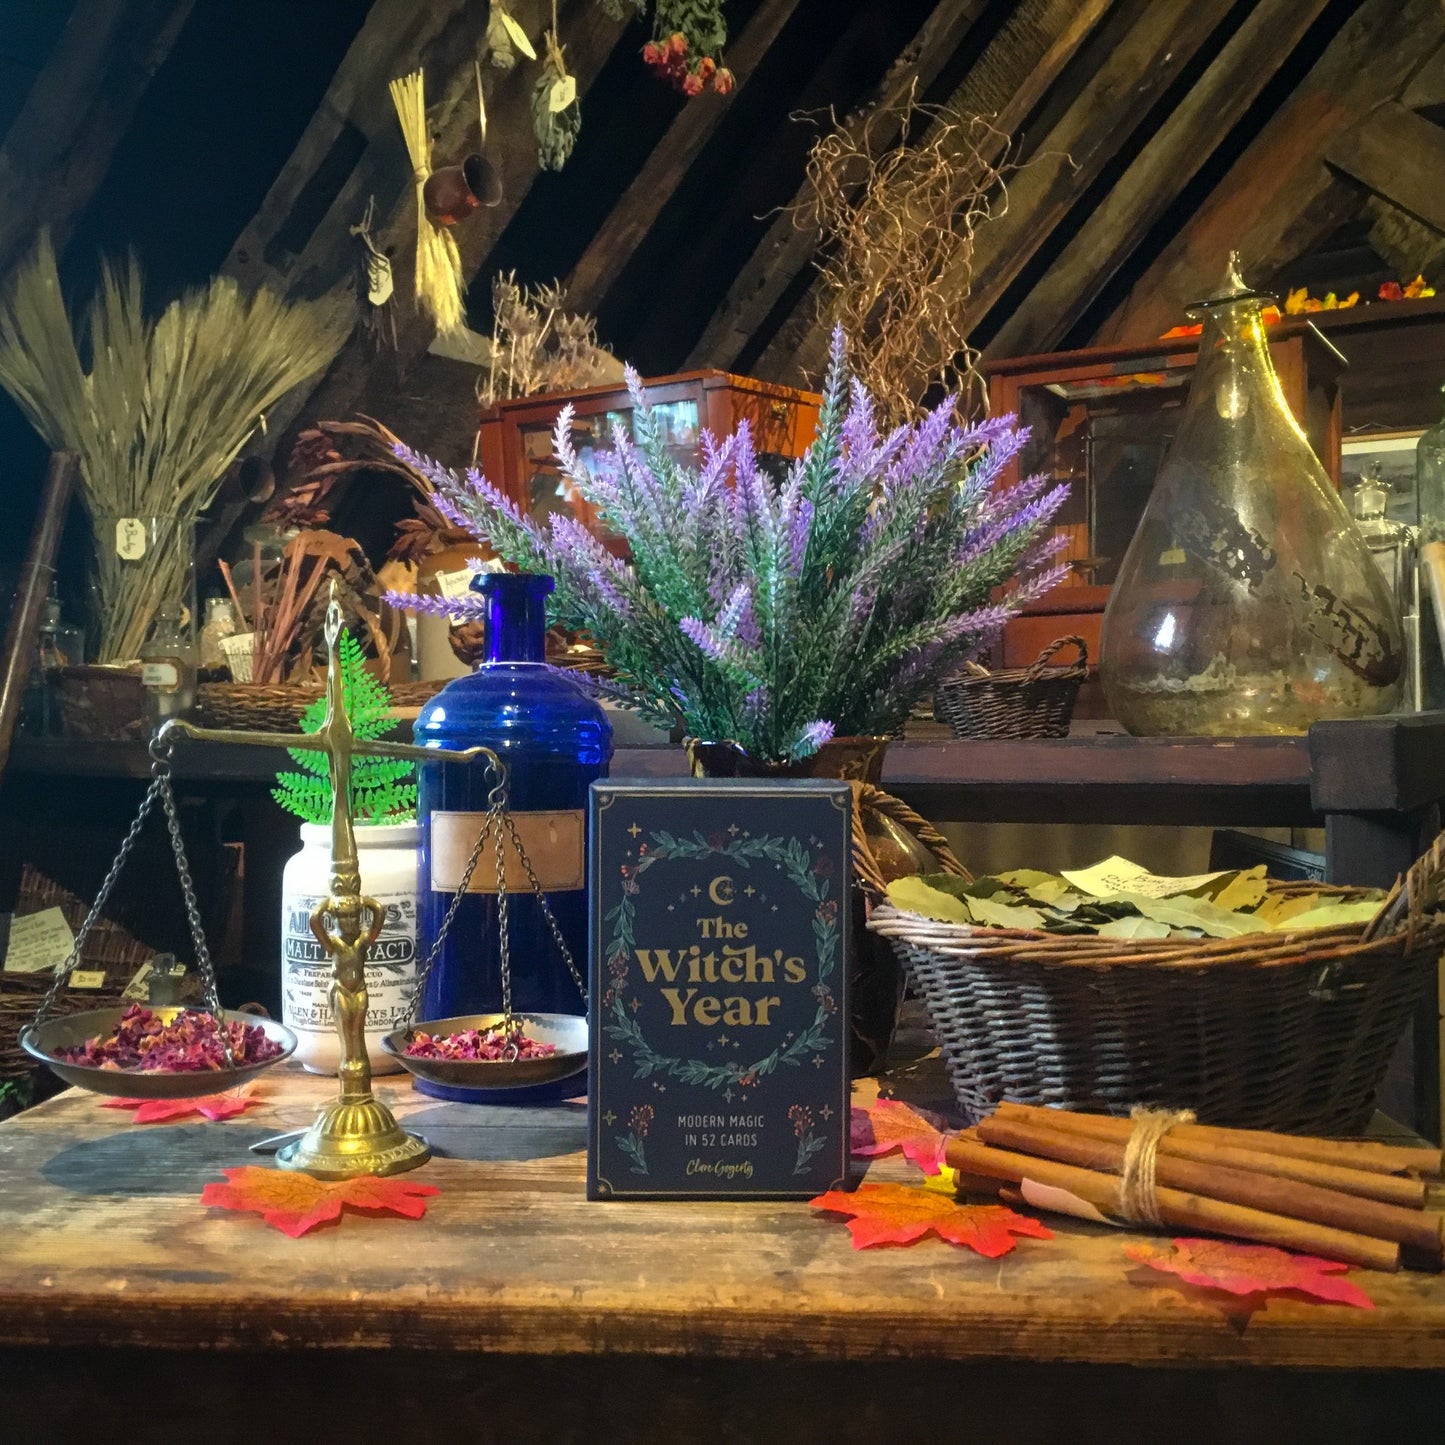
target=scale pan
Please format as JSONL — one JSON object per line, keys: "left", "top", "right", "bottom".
{"left": 380, "top": 1012, "right": 588, "bottom": 1090}
{"left": 21, "top": 1007, "right": 298, "bottom": 1099}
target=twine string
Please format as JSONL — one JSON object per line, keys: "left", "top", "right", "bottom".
{"left": 1118, "top": 1105, "right": 1195, "bottom": 1226}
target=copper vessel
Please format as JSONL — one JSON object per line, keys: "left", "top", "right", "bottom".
{"left": 423, "top": 153, "right": 502, "bottom": 226}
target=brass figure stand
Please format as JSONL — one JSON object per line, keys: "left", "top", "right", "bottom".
{"left": 159, "top": 581, "right": 494, "bottom": 1178}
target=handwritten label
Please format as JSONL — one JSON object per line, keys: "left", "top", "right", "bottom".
{"left": 141, "top": 661, "right": 180, "bottom": 691}
{"left": 434, "top": 567, "right": 476, "bottom": 602}
{"left": 3, "top": 907, "right": 76, "bottom": 974}
{"left": 69, "top": 969, "right": 106, "bottom": 990}
{"left": 115, "top": 517, "right": 147, "bottom": 560}
{"left": 549, "top": 74, "right": 577, "bottom": 112}
{"left": 1061, "top": 855, "right": 1230, "bottom": 900}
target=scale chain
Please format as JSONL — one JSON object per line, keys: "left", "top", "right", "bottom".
{"left": 30, "top": 778, "right": 162, "bottom": 1028}
{"left": 399, "top": 774, "right": 588, "bottom": 1031}
{"left": 154, "top": 762, "right": 235, "bottom": 1067}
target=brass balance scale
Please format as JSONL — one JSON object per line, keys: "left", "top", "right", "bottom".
{"left": 21, "top": 584, "right": 588, "bottom": 1178}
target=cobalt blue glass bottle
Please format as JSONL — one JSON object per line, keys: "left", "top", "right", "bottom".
{"left": 414, "top": 572, "right": 612, "bottom": 1102}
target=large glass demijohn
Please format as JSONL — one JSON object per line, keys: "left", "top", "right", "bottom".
{"left": 1099, "top": 255, "right": 1403, "bottom": 735}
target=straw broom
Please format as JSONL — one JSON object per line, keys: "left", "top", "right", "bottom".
{"left": 0, "top": 233, "right": 349, "bottom": 662}
{"left": 389, "top": 70, "right": 466, "bottom": 336}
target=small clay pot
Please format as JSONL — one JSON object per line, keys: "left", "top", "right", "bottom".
{"left": 423, "top": 153, "right": 503, "bottom": 225}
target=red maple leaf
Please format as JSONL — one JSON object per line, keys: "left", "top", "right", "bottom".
{"left": 1127, "top": 1238, "right": 1374, "bottom": 1310}
{"left": 200, "top": 1166, "right": 440, "bottom": 1237}
{"left": 849, "top": 1099, "right": 949, "bottom": 1174}
{"left": 101, "top": 1083, "right": 262, "bottom": 1124}
{"left": 811, "top": 1182, "right": 1053, "bottom": 1254}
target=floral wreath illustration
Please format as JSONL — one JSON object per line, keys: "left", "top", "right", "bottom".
{"left": 602, "top": 829, "right": 839, "bottom": 1098}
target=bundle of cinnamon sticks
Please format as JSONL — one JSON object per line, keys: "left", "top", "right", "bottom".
{"left": 946, "top": 1102, "right": 1444, "bottom": 1272}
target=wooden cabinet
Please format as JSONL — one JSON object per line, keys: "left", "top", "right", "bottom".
{"left": 476, "top": 370, "right": 820, "bottom": 541}
{"left": 985, "top": 323, "right": 1346, "bottom": 672}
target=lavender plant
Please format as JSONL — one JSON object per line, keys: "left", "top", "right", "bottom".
{"left": 387, "top": 328, "right": 1068, "bottom": 763}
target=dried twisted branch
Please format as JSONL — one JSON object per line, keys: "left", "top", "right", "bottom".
{"left": 799, "top": 95, "right": 1014, "bottom": 427}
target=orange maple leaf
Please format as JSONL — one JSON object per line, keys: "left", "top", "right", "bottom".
{"left": 102, "top": 1083, "right": 261, "bottom": 1124}
{"left": 850, "top": 1099, "right": 949, "bottom": 1174}
{"left": 1127, "top": 1238, "right": 1373, "bottom": 1309}
{"left": 811, "top": 1182, "right": 1053, "bottom": 1254}
{"left": 200, "top": 1166, "right": 440, "bottom": 1237}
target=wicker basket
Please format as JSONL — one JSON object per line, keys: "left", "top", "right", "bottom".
{"left": 934, "top": 635, "right": 1088, "bottom": 740}
{"left": 0, "top": 867, "right": 154, "bottom": 1085}
{"left": 54, "top": 665, "right": 149, "bottom": 740}
{"left": 195, "top": 679, "right": 444, "bottom": 731}
{"left": 868, "top": 838, "right": 1445, "bottom": 1134}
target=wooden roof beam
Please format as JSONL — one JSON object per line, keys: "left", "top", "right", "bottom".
{"left": 0, "top": 0, "right": 196, "bottom": 277}
{"left": 750, "top": 0, "right": 1119, "bottom": 387}
{"left": 1096, "top": 0, "right": 1445, "bottom": 345}
{"left": 985, "top": 0, "right": 1334, "bottom": 361}
{"left": 1326, "top": 102, "right": 1445, "bottom": 239}
{"left": 565, "top": 0, "right": 806, "bottom": 318}
{"left": 681, "top": 0, "right": 992, "bottom": 373}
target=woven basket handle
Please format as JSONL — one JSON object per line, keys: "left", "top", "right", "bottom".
{"left": 1023, "top": 635, "right": 1088, "bottom": 683}
{"left": 850, "top": 782, "right": 970, "bottom": 901}
{"left": 1362, "top": 829, "right": 1445, "bottom": 946}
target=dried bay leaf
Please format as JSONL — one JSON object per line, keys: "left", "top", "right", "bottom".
{"left": 1095, "top": 916, "right": 1173, "bottom": 941}
{"left": 1210, "top": 864, "right": 1268, "bottom": 912}
{"left": 1118, "top": 892, "right": 1270, "bottom": 938}
{"left": 964, "top": 895, "right": 1046, "bottom": 931}
{"left": 1268, "top": 899, "right": 1381, "bottom": 932}
{"left": 886, "top": 875, "right": 972, "bottom": 923}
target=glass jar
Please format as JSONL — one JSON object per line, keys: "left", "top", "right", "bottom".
{"left": 413, "top": 572, "right": 612, "bottom": 1103}
{"left": 1415, "top": 388, "right": 1445, "bottom": 709}
{"left": 1099, "top": 256, "right": 1404, "bottom": 735}
{"left": 198, "top": 596, "right": 238, "bottom": 671}
{"left": 90, "top": 513, "right": 195, "bottom": 665}
{"left": 139, "top": 602, "right": 197, "bottom": 727}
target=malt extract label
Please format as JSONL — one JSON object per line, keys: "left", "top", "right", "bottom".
{"left": 282, "top": 894, "right": 418, "bottom": 1033}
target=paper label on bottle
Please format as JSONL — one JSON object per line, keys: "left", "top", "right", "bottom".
{"left": 431, "top": 810, "right": 586, "bottom": 893}
{"left": 434, "top": 567, "right": 476, "bottom": 602}
{"left": 122, "top": 957, "right": 188, "bottom": 1002}
{"left": 282, "top": 894, "right": 417, "bottom": 1037}
{"left": 115, "top": 517, "right": 147, "bottom": 560}
{"left": 3, "top": 907, "right": 75, "bottom": 974}
{"left": 1061, "top": 855, "right": 1230, "bottom": 900}
{"left": 1158, "top": 547, "right": 1187, "bottom": 566}
{"left": 69, "top": 969, "right": 106, "bottom": 990}
{"left": 141, "top": 661, "right": 180, "bottom": 692}
{"left": 1020, "top": 1178, "right": 1121, "bottom": 1227}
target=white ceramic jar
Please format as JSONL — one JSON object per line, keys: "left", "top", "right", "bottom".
{"left": 281, "top": 821, "right": 421, "bottom": 1074}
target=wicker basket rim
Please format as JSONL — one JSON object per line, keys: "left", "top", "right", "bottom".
{"left": 867, "top": 899, "right": 1444, "bottom": 971}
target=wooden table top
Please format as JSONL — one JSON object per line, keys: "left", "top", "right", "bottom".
{"left": 3, "top": 1062, "right": 1445, "bottom": 1371}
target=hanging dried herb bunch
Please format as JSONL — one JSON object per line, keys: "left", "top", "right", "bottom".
{"left": 534, "top": 24, "right": 581, "bottom": 171}
{"left": 0, "top": 233, "right": 348, "bottom": 662}
{"left": 481, "top": 271, "right": 617, "bottom": 405}
{"left": 799, "top": 96, "right": 1013, "bottom": 426}
{"left": 487, "top": 3, "right": 536, "bottom": 70}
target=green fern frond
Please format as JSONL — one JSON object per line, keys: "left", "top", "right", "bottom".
{"left": 272, "top": 631, "right": 417, "bottom": 824}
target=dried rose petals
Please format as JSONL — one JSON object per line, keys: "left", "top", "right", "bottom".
{"left": 404, "top": 1025, "right": 558, "bottom": 1062}
{"left": 56, "top": 1004, "right": 283, "bottom": 1073}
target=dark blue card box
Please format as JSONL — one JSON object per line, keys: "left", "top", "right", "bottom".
{"left": 587, "top": 779, "right": 852, "bottom": 1199}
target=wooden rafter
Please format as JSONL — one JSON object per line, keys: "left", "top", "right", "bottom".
{"left": 0, "top": 0, "right": 195, "bottom": 276}
{"left": 681, "top": 0, "right": 990, "bottom": 373}
{"left": 565, "top": 0, "right": 806, "bottom": 317}
{"left": 224, "top": 0, "right": 628, "bottom": 453}
{"left": 985, "top": 0, "right": 1334, "bottom": 360}
{"left": 1327, "top": 103, "right": 1445, "bottom": 239}
{"left": 751, "top": 0, "right": 1116, "bottom": 386}
{"left": 1098, "top": 0, "right": 1445, "bottom": 345}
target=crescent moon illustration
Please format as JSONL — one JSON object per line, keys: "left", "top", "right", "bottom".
{"left": 708, "top": 875, "right": 736, "bottom": 906}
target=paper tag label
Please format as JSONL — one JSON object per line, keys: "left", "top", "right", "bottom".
{"left": 115, "top": 517, "right": 147, "bottom": 560}
{"left": 431, "top": 810, "right": 586, "bottom": 893}
{"left": 549, "top": 74, "right": 577, "bottom": 112}
{"left": 1061, "top": 855, "right": 1231, "bottom": 900}
{"left": 141, "top": 661, "right": 180, "bottom": 691}
{"left": 365, "top": 250, "right": 394, "bottom": 306}
{"left": 434, "top": 567, "right": 476, "bottom": 602}
{"left": 1020, "top": 1177, "right": 1122, "bottom": 1227}
{"left": 122, "top": 958, "right": 187, "bottom": 1001}
{"left": 69, "top": 969, "right": 106, "bottom": 990}
{"left": 1158, "top": 547, "right": 1187, "bottom": 566}
{"left": 3, "top": 907, "right": 76, "bottom": 974}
